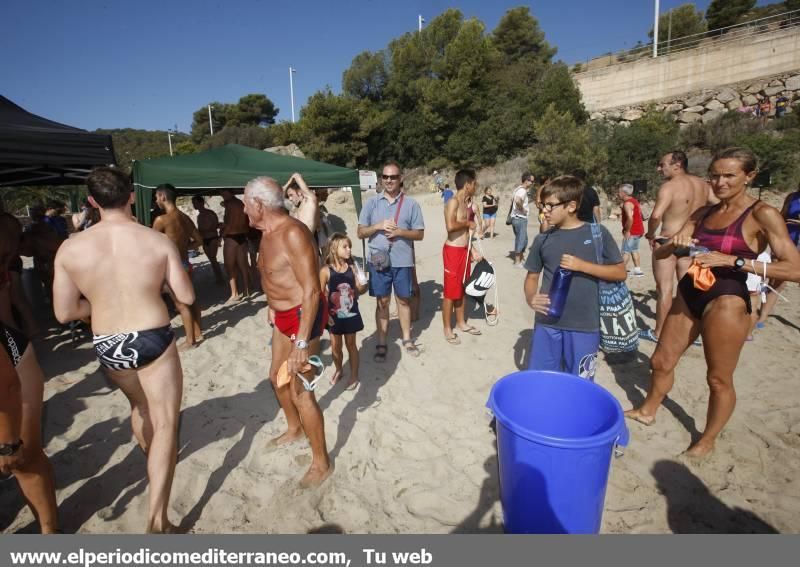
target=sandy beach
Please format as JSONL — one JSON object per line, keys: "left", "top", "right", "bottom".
{"left": 2, "top": 190, "right": 799, "bottom": 534}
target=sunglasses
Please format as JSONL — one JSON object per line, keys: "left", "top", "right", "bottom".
{"left": 381, "top": 174, "right": 401, "bottom": 181}
{"left": 538, "top": 201, "right": 569, "bottom": 212}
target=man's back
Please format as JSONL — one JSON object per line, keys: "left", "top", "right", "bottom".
{"left": 56, "top": 222, "right": 176, "bottom": 333}
{"left": 196, "top": 209, "right": 219, "bottom": 237}
{"left": 660, "top": 173, "right": 711, "bottom": 236}
{"left": 223, "top": 198, "right": 250, "bottom": 235}
{"left": 154, "top": 210, "right": 196, "bottom": 260}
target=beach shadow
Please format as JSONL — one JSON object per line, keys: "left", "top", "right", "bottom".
{"left": 513, "top": 329, "right": 533, "bottom": 370}
{"left": 631, "top": 290, "right": 657, "bottom": 327}
{"left": 605, "top": 350, "right": 701, "bottom": 444}
{"left": 652, "top": 460, "right": 778, "bottom": 533}
{"left": 199, "top": 297, "right": 265, "bottom": 341}
{"left": 410, "top": 279, "right": 442, "bottom": 341}
{"left": 317, "top": 332, "right": 401, "bottom": 462}
{"left": 451, "top": 455, "right": 503, "bottom": 533}
{"left": 308, "top": 523, "right": 345, "bottom": 534}
{"left": 772, "top": 315, "right": 800, "bottom": 333}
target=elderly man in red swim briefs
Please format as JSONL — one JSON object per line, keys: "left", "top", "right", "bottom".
{"left": 243, "top": 174, "right": 332, "bottom": 488}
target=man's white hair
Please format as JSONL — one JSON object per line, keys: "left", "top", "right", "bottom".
{"left": 619, "top": 183, "right": 634, "bottom": 196}
{"left": 245, "top": 176, "right": 285, "bottom": 209}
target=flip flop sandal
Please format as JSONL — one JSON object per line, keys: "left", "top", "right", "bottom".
{"left": 445, "top": 334, "right": 461, "bottom": 345}
{"left": 374, "top": 344, "right": 388, "bottom": 363}
{"left": 297, "top": 355, "right": 325, "bottom": 392}
{"left": 402, "top": 340, "right": 421, "bottom": 357}
{"left": 459, "top": 326, "right": 482, "bottom": 336}
{"left": 485, "top": 311, "right": 499, "bottom": 326}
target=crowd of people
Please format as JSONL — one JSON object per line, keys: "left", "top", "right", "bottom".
{"left": 1, "top": 146, "right": 799, "bottom": 533}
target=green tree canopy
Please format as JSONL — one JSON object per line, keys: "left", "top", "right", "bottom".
{"left": 705, "top": 0, "right": 756, "bottom": 31}
{"left": 649, "top": 3, "right": 706, "bottom": 47}
{"left": 190, "top": 94, "right": 277, "bottom": 143}
{"left": 342, "top": 51, "right": 388, "bottom": 101}
{"left": 491, "top": 6, "right": 556, "bottom": 65}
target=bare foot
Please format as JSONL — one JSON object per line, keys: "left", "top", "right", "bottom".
{"left": 684, "top": 440, "right": 715, "bottom": 458}
{"left": 329, "top": 369, "right": 343, "bottom": 385}
{"left": 177, "top": 340, "right": 197, "bottom": 353}
{"left": 345, "top": 377, "right": 359, "bottom": 391}
{"left": 147, "top": 521, "right": 182, "bottom": 534}
{"left": 269, "top": 429, "right": 305, "bottom": 448}
{"left": 300, "top": 463, "right": 334, "bottom": 488}
{"left": 624, "top": 408, "right": 655, "bottom": 426}
{"left": 225, "top": 295, "right": 243, "bottom": 305}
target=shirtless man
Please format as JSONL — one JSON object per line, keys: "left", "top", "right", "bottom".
{"left": 219, "top": 190, "right": 253, "bottom": 301}
{"left": 285, "top": 173, "right": 319, "bottom": 234}
{"left": 53, "top": 167, "right": 192, "bottom": 533}
{"left": 442, "top": 169, "right": 483, "bottom": 344}
{"left": 642, "top": 150, "right": 718, "bottom": 342}
{"left": 192, "top": 196, "right": 224, "bottom": 285}
{"left": 243, "top": 176, "right": 332, "bottom": 487}
{"left": 153, "top": 185, "right": 203, "bottom": 350}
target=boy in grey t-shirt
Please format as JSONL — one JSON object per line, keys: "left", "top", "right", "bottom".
{"left": 523, "top": 176, "right": 626, "bottom": 379}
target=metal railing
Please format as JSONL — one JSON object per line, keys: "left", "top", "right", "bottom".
{"left": 573, "top": 8, "right": 800, "bottom": 74}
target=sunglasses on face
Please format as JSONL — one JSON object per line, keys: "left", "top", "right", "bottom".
{"left": 538, "top": 201, "right": 569, "bottom": 212}
{"left": 382, "top": 174, "right": 400, "bottom": 181}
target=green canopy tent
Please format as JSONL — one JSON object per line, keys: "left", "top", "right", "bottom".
{"left": 131, "top": 144, "right": 362, "bottom": 226}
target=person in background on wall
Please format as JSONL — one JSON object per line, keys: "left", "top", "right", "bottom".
{"left": 219, "top": 190, "right": 253, "bottom": 302}
{"left": 641, "top": 150, "right": 717, "bottom": 343}
{"left": 523, "top": 175, "right": 626, "bottom": 380}
{"left": 618, "top": 183, "right": 645, "bottom": 277}
{"left": 441, "top": 184, "right": 454, "bottom": 204}
{"left": 192, "top": 196, "right": 225, "bottom": 285}
{"left": 357, "top": 161, "right": 425, "bottom": 362}
{"left": 481, "top": 186, "right": 499, "bottom": 239}
{"left": 625, "top": 147, "right": 800, "bottom": 458}
{"left": 775, "top": 95, "right": 789, "bottom": 118}
{"left": 153, "top": 185, "right": 204, "bottom": 351}
{"left": 574, "top": 170, "right": 602, "bottom": 224}
{"left": 758, "top": 96, "right": 772, "bottom": 124}
{"left": 511, "top": 172, "right": 534, "bottom": 268}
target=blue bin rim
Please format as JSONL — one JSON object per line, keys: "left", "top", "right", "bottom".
{"left": 487, "top": 370, "right": 629, "bottom": 450}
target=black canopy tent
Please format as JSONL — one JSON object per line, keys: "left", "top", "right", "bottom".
{"left": 0, "top": 95, "right": 116, "bottom": 194}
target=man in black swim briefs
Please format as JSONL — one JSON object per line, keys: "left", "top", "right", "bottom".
{"left": 53, "top": 167, "right": 194, "bottom": 533}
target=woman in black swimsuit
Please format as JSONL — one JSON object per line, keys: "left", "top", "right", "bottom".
{"left": 625, "top": 148, "right": 800, "bottom": 457}
{"left": 0, "top": 213, "right": 59, "bottom": 532}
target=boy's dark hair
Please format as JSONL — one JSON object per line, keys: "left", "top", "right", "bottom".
{"left": 541, "top": 175, "right": 584, "bottom": 208}
{"left": 668, "top": 150, "right": 688, "bottom": 171}
{"left": 454, "top": 169, "right": 476, "bottom": 190}
{"left": 521, "top": 171, "right": 533, "bottom": 183}
{"left": 155, "top": 184, "right": 177, "bottom": 203}
{"left": 87, "top": 167, "right": 132, "bottom": 210}
{"left": 572, "top": 169, "right": 587, "bottom": 181}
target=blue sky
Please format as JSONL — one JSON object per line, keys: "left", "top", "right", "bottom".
{"left": 1, "top": 0, "right": 773, "bottom": 133}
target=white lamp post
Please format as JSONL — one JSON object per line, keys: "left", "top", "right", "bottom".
{"left": 653, "top": 0, "right": 660, "bottom": 58}
{"left": 289, "top": 67, "right": 297, "bottom": 123}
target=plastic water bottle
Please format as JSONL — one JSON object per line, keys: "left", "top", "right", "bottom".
{"left": 689, "top": 245, "right": 710, "bottom": 257}
{"left": 547, "top": 268, "right": 573, "bottom": 319}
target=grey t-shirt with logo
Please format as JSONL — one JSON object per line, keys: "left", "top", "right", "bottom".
{"left": 524, "top": 223, "right": 622, "bottom": 332}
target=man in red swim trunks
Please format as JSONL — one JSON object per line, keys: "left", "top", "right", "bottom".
{"left": 442, "top": 169, "right": 483, "bottom": 344}
{"left": 243, "top": 175, "right": 332, "bottom": 488}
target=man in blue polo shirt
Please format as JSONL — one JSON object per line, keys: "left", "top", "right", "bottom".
{"left": 358, "top": 161, "right": 425, "bottom": 362}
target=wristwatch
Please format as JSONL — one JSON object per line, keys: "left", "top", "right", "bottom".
{"left": 0, "top": 440, "right": 23, "bottom": 456}
{"left": 734, "top": 257, "right": 746, "bottom": 270}
{"left": 294, "top": 339, "right": 309, "bottom": 350}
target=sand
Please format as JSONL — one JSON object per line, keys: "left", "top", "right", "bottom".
{"left": 2, "top": 191, "right": 799, "bottom": 533}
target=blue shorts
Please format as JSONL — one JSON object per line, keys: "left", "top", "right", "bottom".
{"left": 368, "top": 265, "right": 413, "bottom": 298}
{"left": 527, "top": 325, "right": 599, "bottom": 380}
{"left": 622, "top": 236, "right": 641, "bottom": 253}
{"left": 482, "top": 213, "right": 497, "bottom": 220}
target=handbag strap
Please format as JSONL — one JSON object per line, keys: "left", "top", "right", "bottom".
{"left": 386, "top": 193, "right": 405, "bottom": 251}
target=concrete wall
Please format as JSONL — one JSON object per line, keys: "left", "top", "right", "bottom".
{"left": 575, "top": 26, "right": 800, "bottom": 112}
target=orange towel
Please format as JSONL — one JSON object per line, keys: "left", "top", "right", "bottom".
{"left": 687, "top": 259, "right": 716, "bottom": 291}
{"left": 276, "top": 360, "right": 314, "bottom": 387}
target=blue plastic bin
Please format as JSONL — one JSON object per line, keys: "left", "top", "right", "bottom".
{"left": 486, "top": 370, "right": 629, "bottom": 534}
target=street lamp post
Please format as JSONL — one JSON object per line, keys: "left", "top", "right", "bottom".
{"left": 167, "top": 130, "right": 174, "bottom": 156}
{"left": 208, "top": 104, "right": 214, "bottom": 136}
{"left": 653, "top": 0, "right": 660, "bottom": 58}
{"left": 289, "top": 67, "right": 297, "bottom": 123}
{"left": 418, "top": 14, "right": 424, "bottom": 33}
